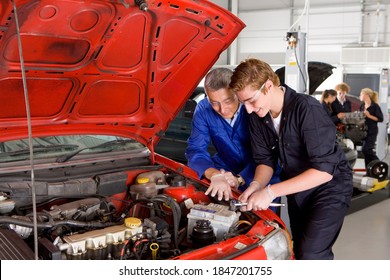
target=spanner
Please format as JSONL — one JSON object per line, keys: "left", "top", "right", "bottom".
{"left": 229, "top": 199, "right": 285, "bottom": 211}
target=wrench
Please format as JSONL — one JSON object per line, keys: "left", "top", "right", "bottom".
{"left": 229, "top": 199, "right": 285, "bottom": 211}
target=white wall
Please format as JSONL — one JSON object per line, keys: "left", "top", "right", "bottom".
{"left": 211, "top": 1, "right": 390, "bottom": 64}
{"left": 211, "top": 0, "right": 390, "bottom": 93}
{"left": 236, "top": 3, "right": 390, "bottom": 65}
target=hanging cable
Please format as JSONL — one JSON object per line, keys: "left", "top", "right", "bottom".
{"left": 285, "top": 0, "right": 310, "bottom": 94}
{"left": 11, "top": 0, "right": 38, "bottom": 260}
{"left": 293, "top": 46, "right": 308, "bottom": 93}
{"left": 287, "top": 0, "right": 309, "bottom": 32}
{"left": 305, "top": 0, "right": 310, "bottom": 95}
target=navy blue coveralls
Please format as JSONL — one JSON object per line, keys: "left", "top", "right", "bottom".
{"left": 321, "top": 102, "right": 339, "bottom": 125}
{"left": 248, "top": 85, "right": 353, "bottom": 260}
{"left": 359, "top": 102, "right": 384, "bottom": 167}
{"left": 331, "top": 98, "right": 352, "bottom": 115}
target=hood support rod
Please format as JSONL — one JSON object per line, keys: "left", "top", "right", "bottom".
{"left": 11, "top": 0, "right": 39, "bottom": 260}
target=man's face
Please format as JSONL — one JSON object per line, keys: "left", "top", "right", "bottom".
{"left": 337, "top": 90, "right": 347, "bottom": 100}
{"left": 236, "top": 83, "right": 270, "bottom": 118}
{"left": 207, "top": 88, "right": 239, "bottom": 119}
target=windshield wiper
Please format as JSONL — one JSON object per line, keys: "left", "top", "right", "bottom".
{"left": 4, "top": 144, "right": 79, "bottom": 157}
{"left": 55, "top": 139, "right": 134, "bottom": 163}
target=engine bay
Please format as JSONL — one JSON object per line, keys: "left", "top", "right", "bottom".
{"left": 0, "top": 169, "right": 267, "bottom": 260}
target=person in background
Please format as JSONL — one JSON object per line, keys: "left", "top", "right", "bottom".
{"left": 229, "top": 58, "right": 353, "bottom": 260}
{"left": 320, "top": 89, "right": 339, "bottom": 125}
{"left": 332, "top": 82, "right": 352, "bottom": 117}
{"left": 331, "top": 83, "right": 352, "bottom": 137}
{"left": 359, "top": 87, "right": 384, "bottom": 168}
{"left": 185, "top": 67, "right": 280, "bottom": 203}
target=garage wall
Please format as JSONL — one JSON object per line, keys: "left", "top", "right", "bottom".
{"left": 212, "top": 1, "right": 390, "bottom": 67}
{"left": 211, "top": 0, "right": 390, "bottom": 92}
{"left": 242, "top": 5, "right": 389, "bottom": 64}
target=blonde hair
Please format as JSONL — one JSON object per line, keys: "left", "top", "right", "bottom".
{"left": 361, "top": 87, "right": 379, "bottom": 103}
{"left": 229, "top": 58, "right": 280, "bottom": 93}
{"left": 335, "top": 82, "right": 350, "bottom": 93}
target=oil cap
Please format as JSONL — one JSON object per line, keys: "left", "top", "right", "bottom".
{"left": 124, "top": 217, "right": 142, "bottom": 229}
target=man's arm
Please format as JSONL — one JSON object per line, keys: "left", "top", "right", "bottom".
{"left": 185, "top": 101, "right": 215, "bottom": 178}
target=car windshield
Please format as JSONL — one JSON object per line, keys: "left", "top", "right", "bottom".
{"left": 0, "top": 135, "right": 145, "bottom": 163}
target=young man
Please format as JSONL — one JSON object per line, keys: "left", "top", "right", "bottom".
{"left": 333, "top": 82, "right": 352, "bottom": 113}
{"left": 185, "top": 67, "right": 280, "bottom": 202}
{"left": 332, "top": 82, "right": 352, "bottom": 123}
{"left": 229, "top": 58, "right": 353, "bottom": 260}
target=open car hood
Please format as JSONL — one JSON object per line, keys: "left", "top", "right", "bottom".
{"left": 275, "top": 61, "right": 335, "bottom": 95}
{"left": 0, "top": 0, "right": 245, "bottom": 147}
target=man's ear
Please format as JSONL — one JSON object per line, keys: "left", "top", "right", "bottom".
{"left": 264, "top": 80, "right": 272, "bottom": 94}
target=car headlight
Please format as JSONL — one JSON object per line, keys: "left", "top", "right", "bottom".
{"left": 261, "top": 228, "right": 294, "bottom": 260}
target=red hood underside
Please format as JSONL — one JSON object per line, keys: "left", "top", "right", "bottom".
{"left": 0, "top": 0, "right": 245, "bottom": 147}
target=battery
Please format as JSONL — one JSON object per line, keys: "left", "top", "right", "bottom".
{"left": 187, "top": 203, "right": 240, "bottom": 242}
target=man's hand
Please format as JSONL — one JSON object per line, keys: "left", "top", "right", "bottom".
{"left": 238, "top": 180, "right": 261, "bottom": 203}
{"left": 223, "top": 171, "right": 239, "bottom": 188}
{"left": 337, "top": 112, "right": 345, "bottom": 119}
{"left": 239, "top": 184, "right": 275, "bottom": 211}
{"left": 205, "top": 173, "right": 233, "bottom": 201}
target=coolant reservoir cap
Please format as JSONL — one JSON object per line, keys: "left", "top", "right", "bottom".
{"left": 137, "top": 177, "right": 150, "bottom": 184}
{"left": 124, "top": 217, "right": 142, "bottom": 228}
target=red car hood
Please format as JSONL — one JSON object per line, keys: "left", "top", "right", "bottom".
{"left": 0, "top": 0, "right": 245, "bottom": 148}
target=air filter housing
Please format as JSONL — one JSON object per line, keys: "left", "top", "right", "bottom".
{"left": 0, "top": 229, "right": 34, "bottom": 260}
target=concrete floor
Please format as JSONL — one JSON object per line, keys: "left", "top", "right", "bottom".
{"left": 333, "top": 155, "right": 390, "bottom": 260}
{"left": 280, "top": 156, "right": 390, "bottom": 260}
{"left": 333, "top": 196, "right": 390, "bottom": 260}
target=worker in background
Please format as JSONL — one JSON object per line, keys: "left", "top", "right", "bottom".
{"left": 332, "top": 82, "right": 352, "bottom": 118}
{"left": 320, "top": 89, "right": 339, "bottom": 125}
{"left": 359, "top": 87, "right": 384, "bottom": 169}
{"left": 185, "top": 67, "right": 281, "bottom": 206}
{"left": 331, "top": 82, "right": 352, "bottom": 135}
{"left": 229, "top": 58, "right": 353, "bottom": 260}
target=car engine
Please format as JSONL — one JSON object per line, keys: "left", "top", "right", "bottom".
{"left": 341, "top": 111, "right": 367, "bottom": 145}
{"left": 0, "top": 170, "right": 260, "bottom": 260}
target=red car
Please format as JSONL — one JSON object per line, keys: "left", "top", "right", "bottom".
{"left": 0, "top": 0, "right": 293, "bottom": 260}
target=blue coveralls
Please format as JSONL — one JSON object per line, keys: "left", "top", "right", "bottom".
{"left": 185, "top": 98, "right": 280, "bottom": 192}
{"left": 248, "top": 85, "right": 353, "bottom": 260}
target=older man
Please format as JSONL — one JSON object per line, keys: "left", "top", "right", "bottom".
{"left": 186, "top": 67, "right": 280, "bottom": 203}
